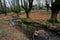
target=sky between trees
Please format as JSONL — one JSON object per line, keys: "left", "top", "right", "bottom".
{"left": 3, "top": 0, "right": 55, "bottom": 7}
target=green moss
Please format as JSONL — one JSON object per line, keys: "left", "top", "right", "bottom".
{"left": 21, "top": 18, "right": 33, "bottom": 24}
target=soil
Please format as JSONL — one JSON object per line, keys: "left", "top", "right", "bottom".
{"left": 20, "top": 11, "right": 60, "bottom": 22}
{"left": 0, "top": 10, "right": 60, "bottom": 40}
{"left": 0, "top": 16, "right": 29, "bottom": 40}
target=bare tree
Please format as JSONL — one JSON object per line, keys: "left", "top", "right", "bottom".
{"left": 8, "top": 0, "right": 21, "bottom": 17}
{"left": 45, "top": 0, "right": 50, "bottom": 11}
{"left": 14, "top": 0, "right": 21, "bottom": 17}
{"left": 3, "top": 0, "right": 7, "bottom": 16}
{"left": 8, "top": 0, "right": 13, "bottom": 11}
{"left": 0, "top": 0, "right": 2, "bottom": 13}
{"left": 21, "top": 0, "right": 33, "bottom": 18}
{"left": 0, "top": 0, "right": 4, "bottom": 14}
{"left": 49, "top": 0, "right": 60, "bottom": 23}
{"left": 36, "top": 0, "right": 42, "bottom": 9}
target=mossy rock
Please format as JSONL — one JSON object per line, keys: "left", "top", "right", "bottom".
{"left": 21, "top": 18, "right": 33, "bottom": 24}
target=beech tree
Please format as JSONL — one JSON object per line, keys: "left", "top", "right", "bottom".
{"left": 3, "top": 0, "right": 7, "bottom": 16}
{"left": 13, "top": 0, "right": 21, "bottom": 17}
{"left": 36, "top": 0, "right": 42, "bottom": 9}
{"left": 8, "top": 0, "right": 21, "bottom": 17}
{"left": 45, "top": 0, "right": 50, "bottom": 11}
{"left": 21, "top": 0, "right": 33, "bottom": 18}
{"left": 0, "top": 0, "right": 7, "bottom": 15}
{"left": 50, "top": 0, "right": 60, "bottom": 23}
{"left": 0, "top": 0, "right": 2, "bottom": 13}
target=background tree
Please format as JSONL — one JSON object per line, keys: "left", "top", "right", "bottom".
{"left": 13, "top": 0, "right": 21, "bottom": 17}
{"left": 45, "top": 0, "right": 50, "bottom": 11}
{"left": 50, "top": 0, "right": 60, "bottom": 23}
{"left": 0, "top": 0, "right": 5, "bottom": 14}
{"left": 8, "top": 0, "right": 13, "bottom": 12}
{"left": 3, "top": 0, "right": 7, "bottom": 16}
{"left": 9, "top": 0, "right": 21, "bottom": 17}
{"left": 21, "top": 0, "right": 33, "bottom": 18}
{"left": 0, "top": 0, "right": 2, "bottom": 14}
{"left": 36, "top": 0, "right": 42, "bottom": 9}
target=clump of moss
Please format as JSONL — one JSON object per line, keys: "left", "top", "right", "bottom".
{"left": 21, "top": 18, "right": 33, "bottom": 24}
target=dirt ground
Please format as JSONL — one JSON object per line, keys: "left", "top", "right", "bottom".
{"left": 0, "top": 10, "right": 60, "bottom": 40}
{"left": 0, "top": 10, "right": 60, "bottom": 22}
{"left": 0, "top": 15, "right": 29, "bottom": 40}
{"left": 20, "top": 10, "right": 60, "bottom": 22}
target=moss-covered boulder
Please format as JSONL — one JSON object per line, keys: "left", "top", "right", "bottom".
{"left": 21, "top": 18, "right": 33, "bottom": 24}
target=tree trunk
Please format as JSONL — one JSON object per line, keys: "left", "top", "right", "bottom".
{"left": 5, "top": 11, "right": 7, "bottom": 16}
{"left": 5, "top": 12, "right": 7, "bottom": 16}
{"left": 51, "top": 10, "right": 58, "bottom": 23}
{"left": 26, "top": 12, "right": 29, "bottom": 18}
{"left": 3, "top": 0, "right": 7, "bottom": 16}
{"left": 17, "top": 13, "right": 19, "bottom": 17}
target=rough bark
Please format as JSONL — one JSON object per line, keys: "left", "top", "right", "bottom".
{"left": 3, "top": 0, "right": 7, "bottom": 16}
{"left": 21, "top": 0, "right": 33, "bottom": 18}
{"left": 51, "top": 10, "right": 58, "bottom": 23}
{"left": 26, "top": 12, "right": 29, "bottom": 18}
{"left": 49, "top": 0, "right": 60, "bottom": 23}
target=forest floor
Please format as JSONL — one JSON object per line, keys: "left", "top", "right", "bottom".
{"left": 0, "top": 10, "right": 60, "bottom": 40}
{"left": 20, "top": 10, "right": 60, "bottom": 22}
{"left": 0, "top": 16, "right": 29, "bottom": 40}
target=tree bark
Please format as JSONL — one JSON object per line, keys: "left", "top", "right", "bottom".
{"left": 4, "top": 11, "right": 7, "bottom": 16}
{"left": 16, "top": 13, "right": 19, "bottom": 17}
{"left": 3, "top": 0, "right": 7, "bottom": 16}
{"left": 26, "top": 12, "right": 29, "bottom": 18}
{"left": 51, "top": 9, "right": 58, "bottom": 23}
